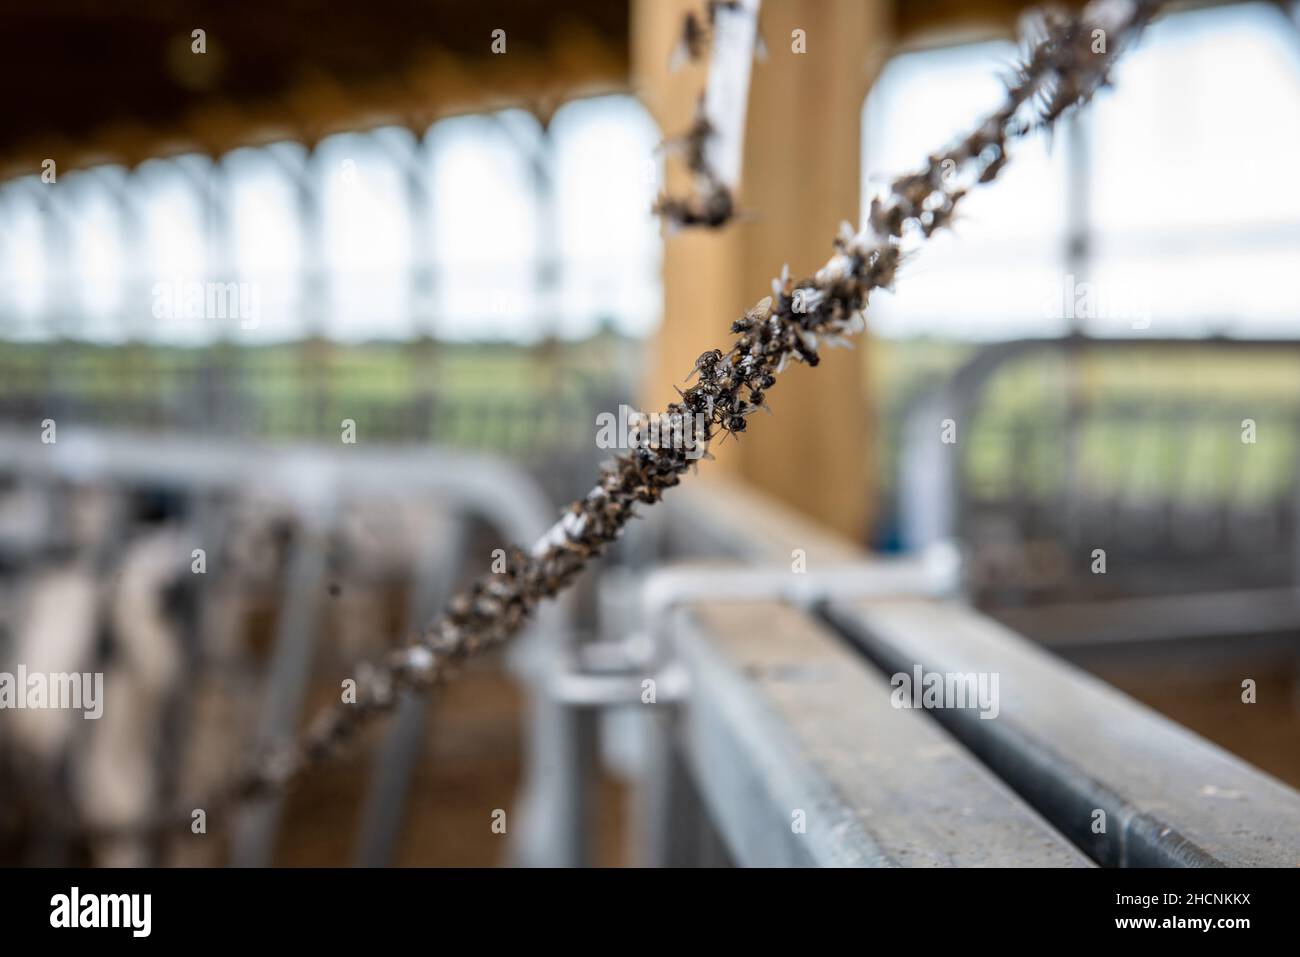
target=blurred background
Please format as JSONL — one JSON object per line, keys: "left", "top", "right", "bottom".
{"left": 1, "top": 0, "right": 1298, "bottom": 866}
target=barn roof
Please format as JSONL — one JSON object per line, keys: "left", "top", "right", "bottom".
{"left": 0, "top": 0, "right": 629, "bottom": 179}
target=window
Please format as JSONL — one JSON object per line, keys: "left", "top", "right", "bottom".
{"left": 551, "top": 95, "right": 662, "bottom": 340}
{"left": 860, "top": 2, "right": 1300, "bottom": 340}
{"left": 0, "top": 94, "right": 662, "bottom": 345}
{"left": 226, "top": 144, "right": 303, "bottom": 342}
{"left": 429, "top": 110, "right": 542, "bottom": 341}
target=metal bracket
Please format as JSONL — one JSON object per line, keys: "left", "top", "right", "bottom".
{"left": 537, "top": 542, "right": 963, "bottom": 709}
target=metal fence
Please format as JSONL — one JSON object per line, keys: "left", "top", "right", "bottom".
{"left": 0, "top": 428, "right": 571, "bottom": 866}
{"left": 0, "top": 340, "right": 629, "bottom": 505}
{"left": 896, "top": 336, "right": 1300, "bottom": 605}
{"left": 493, "top": 477, "right": 1300, "bottom": 866}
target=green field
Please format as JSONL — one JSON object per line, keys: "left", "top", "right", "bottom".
{"left": 3, "top": 334, "right": 1297, "bottom": 506}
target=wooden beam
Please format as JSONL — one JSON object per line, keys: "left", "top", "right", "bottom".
{"left": 634, "top": 0, "right": 891, "bottom": 541}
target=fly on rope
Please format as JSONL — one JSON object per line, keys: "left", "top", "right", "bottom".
{"left": 93, "top": 0, "right": 1165, "bottom": 841}
{"left": 655, "top": 0, "right": 763, "bottom": 229}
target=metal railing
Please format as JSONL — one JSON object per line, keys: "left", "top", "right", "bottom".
{"left": 4, "top": 430, "right": 1297, "bottom": 866}
{"left": 897, "top": 336, "right": 1300, "bottom": 596}
{"left": 0, "top": 428, "right": 571, "bottom": 866}
{"left": 0, "top": 341, "right": 629, "bottom": 508}
{"left": 597, "top": 480, "right": 1300, "bottom": 866}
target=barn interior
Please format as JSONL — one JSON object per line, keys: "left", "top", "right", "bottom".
{"left": 1, "top": 0, "right": 1299, "bottom": 867}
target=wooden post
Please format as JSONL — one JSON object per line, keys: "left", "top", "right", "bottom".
{"left": 633, "top": 0, "right": 891, "bottom": 541}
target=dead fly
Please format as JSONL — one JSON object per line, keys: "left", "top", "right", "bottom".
{"left": 674, "top": 384, "right": 715, "bottom": 419}
{"left": 654, "top": 94, "right": 737, "bottom": 229}
{"left": 732, "top": 295, "right": 773, "bottom": 334}
{"left": 718, "top": 402, "right": 760, "bottom": 443}
{"left": 669, "top": 1, "right": 744, "bottom": 70}
{"left": 920, "top": 192, "right": 965, "bottom": 237}
{"left": 977, "top": 143, "right": 1008, "bottom": 183}
{"left": 654, "top": 101, "right": 736, "bottom": 230}
{"left": 661, "top": 0, "right": 765, "bottom": 227}
{"left": 687, "top": 348, "right": 723, "bottom": 381}
{"left": 660, "top": 98, "right": 713, "bottom": 177}
{"left": 670, "top": 11, "right": 707, "bottom": 70}
{"left": 867, "top": 244, "right": 902, "bottom": 291}
{"left": 655, "top": 181, "right": 734, "bottom": 230}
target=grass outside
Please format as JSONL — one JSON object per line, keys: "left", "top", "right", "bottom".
{"left": 3, "top": 334, "right": 1298, "bottom": 506}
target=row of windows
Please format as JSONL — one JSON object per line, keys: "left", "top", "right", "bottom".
{"left": 2, "top": 3, "right": 1297, "bottom": 344}
{"left": 0, "top": 96, "right": 662, "bottom": 343}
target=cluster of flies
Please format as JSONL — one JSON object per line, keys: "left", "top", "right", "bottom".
{"left": 653, "top": 1, "right": 757, "bottom": 230}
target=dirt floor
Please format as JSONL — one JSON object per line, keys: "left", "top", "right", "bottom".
{"left": 273, "top": 654, "right": 630, "bottom": 867}
{"left": 1092, "top": 655, "right": 1300, "bottom": 791}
